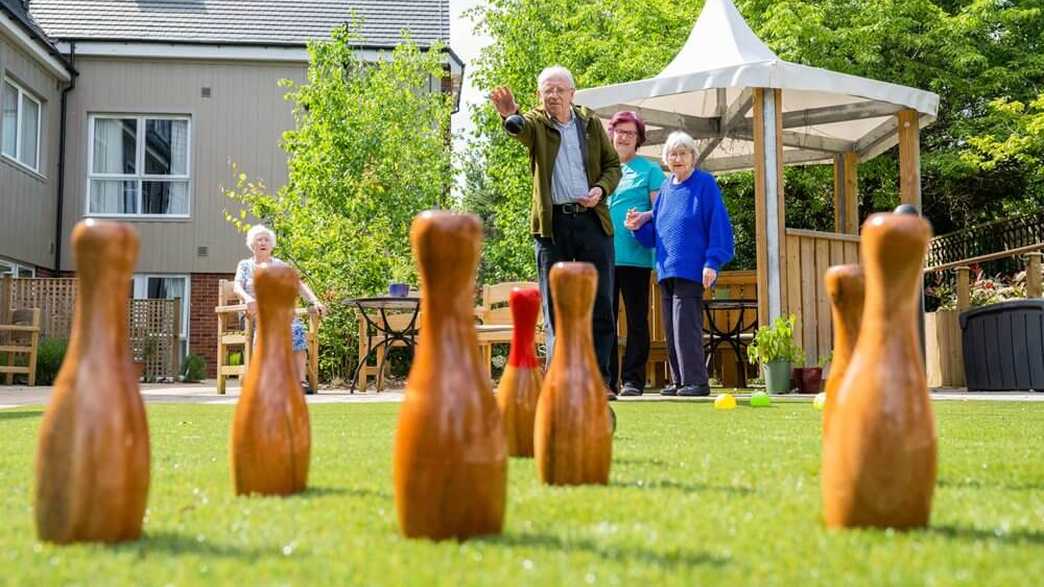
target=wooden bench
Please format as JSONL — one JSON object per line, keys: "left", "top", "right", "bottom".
{"left": 476, "top": 281, "right": 544, "bottom": 378}
{"left": 0, "top": 308, "right": 41, "bottom": 385}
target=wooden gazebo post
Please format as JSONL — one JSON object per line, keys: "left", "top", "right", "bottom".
{"left": 833, "top": 152, "right": 859, "bottom": 234}
{"left": 898, "top": 108, "right": 927, "bottom": 356}
{"left": 753, "top": 88, "right": 787, "bottom": 326}
{"left": 898, "top": 110, "right": 922, "bottom": 209}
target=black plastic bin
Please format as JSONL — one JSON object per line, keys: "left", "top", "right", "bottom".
{"left": 960, "top": 299, "right": 1044, "bottom": 391}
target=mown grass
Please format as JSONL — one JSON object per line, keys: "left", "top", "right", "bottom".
{"left": 1, "top": 400, "right": 1041, "bottom": 586}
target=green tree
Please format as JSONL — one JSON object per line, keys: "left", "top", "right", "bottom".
{"left": 465, "top": 0, "right": 1044, "bottom": 275}
{"left": 960, "top": 92, "right": 1044, "bottom": 215}
{"left": 225, "top": 26, "right": 454, "bottom": 379}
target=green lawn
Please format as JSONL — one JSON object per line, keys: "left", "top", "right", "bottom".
{"left": 1, "top": 400, "right": 1042, "bottom": 586}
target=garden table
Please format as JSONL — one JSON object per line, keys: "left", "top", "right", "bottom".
{"left": 703, "top": 299, "right": 758, "bottom": 388}
{"left": 345, "top": 296, "right": 420, "bottom": 393}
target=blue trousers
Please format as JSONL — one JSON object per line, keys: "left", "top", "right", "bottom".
{"left": 660, "top": 278, "right": 709, "bottom": 387}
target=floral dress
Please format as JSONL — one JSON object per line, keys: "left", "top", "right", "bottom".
{"left": 234, "top": 257, "right": 307, "bottom": 352}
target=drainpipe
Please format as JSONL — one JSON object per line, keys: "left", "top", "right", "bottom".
{"left": 54, "top": 41, "right": 76, "bottom": 273}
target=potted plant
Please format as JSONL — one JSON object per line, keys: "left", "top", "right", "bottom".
{"left": 793, "top": 351, "right": 829, "bottom": 394}
{"left": 747, "top": 315, "right": 802, "bottom": 394}
{"left": 388, "top": 264, "right": 415, "bottom": 298}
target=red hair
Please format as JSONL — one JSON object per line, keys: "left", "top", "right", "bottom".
{"left": 609, "top": 111, "right": 647, "bottom": 146}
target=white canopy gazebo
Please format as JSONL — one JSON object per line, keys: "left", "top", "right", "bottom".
{"left": 574, "top": 0, "right": 940, "bottom": 363}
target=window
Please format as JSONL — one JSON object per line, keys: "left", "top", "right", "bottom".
{"left": 2, "top": 78, "right": 42, "bottom": 172}
{"left": 131, "top": 274, "right": 190, "bottom": 357}
{"left": 0, "top": 258, "right": 35, "bottom": 277}
{"left": 88, "top": 115, "right": 191, "bottom": 216}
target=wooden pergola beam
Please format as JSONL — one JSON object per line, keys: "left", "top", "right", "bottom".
{"left": 593, "top": 105, "right": 719, "bottom": 137}
{"left": 783, "top": 130, "right": 855, "bottom": 153}
{"left": 778, "top": 101, "right": 904, "bottom": 129}
{"left": 855, "top": 117, "right": 899, "bottom": 161}
{"left": 644, "top": 128, "right": 670, "bottom": 145}
{"left": 732, "top": 128, "right": 855, "bottom": 153}
{"left": 697, "top": 88, "right": 754, "bottom": 165}
{"left": 701, "top": 149, "right": 830, "bottom": 173}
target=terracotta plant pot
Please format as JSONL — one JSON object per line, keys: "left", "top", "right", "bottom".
{"left": 793, "top": 367, "right": 823, "bottom": 394}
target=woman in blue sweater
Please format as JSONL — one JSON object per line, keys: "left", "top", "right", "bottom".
{"left": 624, "top": 131, "right": 735, "bottom": 396}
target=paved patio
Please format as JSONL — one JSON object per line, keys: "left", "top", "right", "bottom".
{"left": 1, "top": 381, "right": 1041, "bottom": 410}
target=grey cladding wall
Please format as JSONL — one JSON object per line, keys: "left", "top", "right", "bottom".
{"left": 61, "top": 56, "right": 306, "bottom": 274}
{"left": 0, "top": 31, "right": 62, "bottom": 269}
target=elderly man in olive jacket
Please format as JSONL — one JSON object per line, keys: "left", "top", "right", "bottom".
{"left": 490, "top": 65, "right": 622, "bottom": 398}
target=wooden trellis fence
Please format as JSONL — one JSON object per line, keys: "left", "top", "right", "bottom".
{"left": 1, "top": 276, "right": 181, "bottom": 382}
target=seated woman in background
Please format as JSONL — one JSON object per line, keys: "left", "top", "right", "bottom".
{"left": 234, "top": 224, "right": 327, "bottom": 394}
{"left": 625, "top": 131, "right": 734, "bottom": 397}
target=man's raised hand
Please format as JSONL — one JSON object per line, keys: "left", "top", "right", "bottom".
{"left": 490, "top": 86, "right": 518, "bottom": 118}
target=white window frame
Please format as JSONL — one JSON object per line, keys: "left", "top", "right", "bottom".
{"left": 0, "top": 257, "right": 35, "bottom": 277}
{"left": 1, "top": 77, "right": 43, "bottom": 174}
{"left": 86, "top": 114, "right": 192, "bottom": 218}
{"left": 132, "top": 274, "right": 190, "bottom": 356}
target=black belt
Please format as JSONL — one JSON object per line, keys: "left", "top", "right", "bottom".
{"left": 553, "top": 203, "right": 588, "bottom": 215}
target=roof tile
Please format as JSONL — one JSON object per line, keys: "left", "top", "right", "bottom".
{"left": 29, "top": 0, "right": 449, "bottom": 47}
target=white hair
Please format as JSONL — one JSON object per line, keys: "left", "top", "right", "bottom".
{"left": 537, "top": 65, "right": 575, "bottom": 89}
{"left": 662, "top": 131, "right": 699, "bottom": 166}
{"left": 246, "top": 224, "right": 276, "bottom": 251}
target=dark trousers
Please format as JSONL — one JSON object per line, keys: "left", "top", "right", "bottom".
{"left": 609, "top": 266, "right": 651, "bottom": 390}
{"left": 535, "top": 209, "right": 616, "bottom": 389}
{"left": 660, "top": 278, "right": 708, "bottom": 387}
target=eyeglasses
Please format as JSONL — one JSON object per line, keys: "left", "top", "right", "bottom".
{"left": 540, "top": 86, "right": 573, "bottom": 97}
{"left": 613, "top": 129, "right": 639, "bottom": 138}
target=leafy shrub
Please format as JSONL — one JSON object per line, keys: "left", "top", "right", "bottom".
{"left": 747, "top": 315, "right": 803, "bottom": 365}
{"left": 35, "top": 338, "right": 68, "bottom": 385}
{"left": 180, "top": 353, "right": 207, "bottom": 383}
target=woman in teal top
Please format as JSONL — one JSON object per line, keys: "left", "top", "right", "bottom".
{"left": 607, "top": 111, "right": 666, "bottom": 396}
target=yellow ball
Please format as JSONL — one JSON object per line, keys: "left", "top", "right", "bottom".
{"left": 813, "top": 392, "right": 827, "bottom": 411}
{"left": 714, "top": 393, "right": 737, "bottom": 410}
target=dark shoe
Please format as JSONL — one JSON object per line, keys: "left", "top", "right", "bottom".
{"left": 660, "top": 384, "right": 678, "bottom": 396}
{"left": 607, "top": 389, "right": 618, "bottom": 401}
{"left": 619, "top": 382, "right": 643, "bottom": 397}
{"left": 678, "top": 384, "right": 711, "bottom": 397}
{"left": 301, "top": 382, "right": 316, "bottom": 395}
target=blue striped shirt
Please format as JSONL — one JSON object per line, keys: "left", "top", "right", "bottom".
{"left": 551, "top": 114, "right": 589, "bottom": 204}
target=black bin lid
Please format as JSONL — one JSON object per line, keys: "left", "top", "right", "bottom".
{"left": 960, "top": 299, "right": 1044, "bottom": 329}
